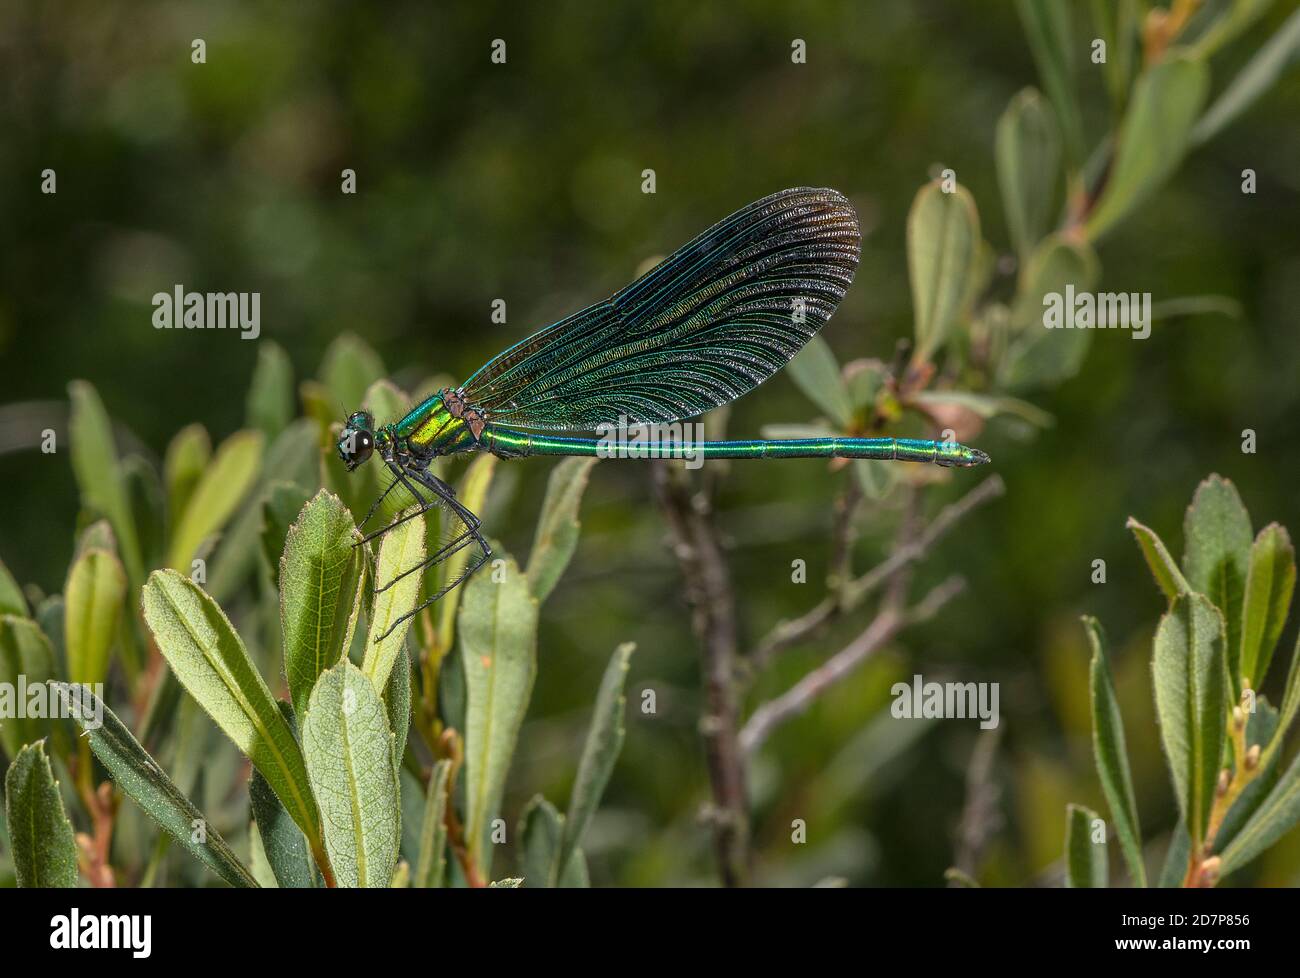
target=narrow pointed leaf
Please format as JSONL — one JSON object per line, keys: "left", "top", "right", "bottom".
{"left": 560, "top": 848, "right": 591, "bottom": 887}
{"left": 142, "top": 569, "right": 319, "bottom": 841}
{"left": 460, "top": 552, "right": 537, "bottom": 877}
{"left": 167, "top": 430, "right": 265, "bottom": 571}
{"left": 246, "top": 341, "right": 295, "bottom": 441}
{"left": 1015, "top": 0, "right": 1083, "bottom": 165}
{"left": 519, "top": 794, "right": 563, "bottom": 888}
{"left": 0, "top": 558, "right": 27, "bottom": 617}
{"left": 1239, "top": 523, "right": 1294, "bottom": 689}
{"left": 68, "top": 380, "right": 142, "bottom": 587}
{"left": 1000, "top": 234, "right": 1099, "bottom": 390}
{"left": 1183, "top": 475, "right": 1252, "bottom": 688}
{"left": 433, "top": 454, "right": 497, "bottom": 654}
{"left": 0, "top": 616, "right": 55, "bottom": 756}
{"left": 1152, "top": 594, "right": 1228, "bottom": 848}
{"left": 995, "top": 88, "right": 1061, "bottom": 261}
{"left": 907, "top": 180, "right": 980, "bottom": 364}
{"left": 1085, "top": 56, "right": 1209, "bottom": 241}
{"left": 785, "top": 335, "right": 853, "bottom": 429}
{"left": 321, "top": 333, "right": 385, "bottom": 411}
{"left": 5, "top": 741, "right": 78, "bottom": 887}
{"left": 526, "top": 458, "right": 598, "bottom": 603}
{"left": 363, "top": 510, "right": 424, "bottom": 691}
{"left": 1191, "top": 7, "right": 1300, "bottom": 146}
{"left": 1220, "top": 745, "right": 1300, "bottom": 875}
{"left": 560, "top": 642, "right": 634, "bottom": 874}
{"left": 1082, "top": 617, "right": 1145, "bottom": 886}
{"left": 1064, "top": 803, "right": 1108, "bottom": 887}
{"left": 302, "top": 662, "right": 400, "bottom": 888}
{"left": 250, "top": 702, "right": 319, "bottom": 888}
{"left": 1126, "top": 517, "right": 1190, "bottom": 603}
{"left": 163, "top": 424, "right": 211, "bottom": 530}
{"left": 414, "top": 759, "right": 452, "bottom": 888}
{"left": 384, "top": 644, "right": 412, "bottom": 780}
{"left": 280, "top": 490, "right": 365, "bottom": 718}
{"left": 56, "top": 683, "right": 258, "bottom": 887}
{"left": 63, "top": 547, "right": 126, "bottom": 688}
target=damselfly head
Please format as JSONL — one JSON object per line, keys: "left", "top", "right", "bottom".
{"left": 337, "top": 410, "right": 375, "bottom": 470}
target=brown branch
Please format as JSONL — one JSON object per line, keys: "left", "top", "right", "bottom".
{"left": 651, "top": 461, "right": 749, "bottom": 887}
{"left": 949, "top": 726, "right": 1004, "bottom": 886}
{"left": 739, "top": 575, "right": 966, "bottom": 756}
{"left": 744, "top": 475, "right": 1003, "bottom": 678}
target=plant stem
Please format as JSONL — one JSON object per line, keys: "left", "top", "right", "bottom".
{"left": 652, "top": 461, "right": 750, "bottom": 887}
{"left": 1183, "top": 697, "right": 1260, "bottom": 887}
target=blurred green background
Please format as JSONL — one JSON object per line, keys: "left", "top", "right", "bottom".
{"left": 2, "top": 0, "right": 1299, "bottom": 885}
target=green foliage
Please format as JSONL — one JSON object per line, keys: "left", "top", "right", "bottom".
{"left": 460, "top": 552, "right": 538, "bottom": 879}
{"left": 4, "top": 742, "right": 78, "bottom": 888}
{"left": 1064, "top": 803, "right": 1107, "bottom": 888}
{"left": 1073, "top": 475, "right": 1300, "bottom": 887}
{"left": 303, "top": 662, "right": 400, "bottom": 888}
{"left": 279, "top": 491, "right": 365, "bottom": 719}
{"left": 526, "top": 458, "right": 599, "bottom": 604}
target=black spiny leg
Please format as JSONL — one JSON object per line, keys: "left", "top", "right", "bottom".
{"left": 371, "top": 464, "right": 493, "bottom": 642}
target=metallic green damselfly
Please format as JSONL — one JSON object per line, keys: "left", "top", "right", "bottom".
{"left": 337, "top": 188, "right": 989, "bottom": 637}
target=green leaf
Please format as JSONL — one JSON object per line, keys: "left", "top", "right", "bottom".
{"left": 1192, "top": 6, "right": 1300, "bottom": 145}
{"left": 1082, "top": 617, "right": 1146, "bottom": 886}
{"left": 414, "top": 759, "right": 452, "bottom": 888}
{"left": 0, "top": 616, "right": 56, "bottom": 757}
{"left": 68, "top": 380, "right": 142, "bottom": 588}
{"left": 519, "top": 794, "right": 563, "bottom": 888}
{"left": 1220, "top": 744, "right": 1300, "bottom": 875}
{"left": 257, "top": 481, "right": 311, "bottom": 586}
{"left": 163, "top": 424, "right": 211, "bottom": 531}
{"left": 4, "top": 741, "right": 78, "bottom": 887}
{"left": 1152, "top": 593, "right": 1229, "bottom": 848}
{"left": 209, "top": 419, "right": 321, "bottom": 600}
{"left": 434, "top": 455, "right": 497, "bottom": 652}
{"left": 0, "top": 558, "right": 28, "bottom": 617}
{"left": 1085, "top": 56, "right": 1210, "bottom": 242}
{"left": 1126, "top": 517, "right": 1191, "bottom": 603}
{"left": 363, "top": 509, "right": 424, "bottom": 691}
{"left": 57, "top": 683, "right": 258, "bottom": 887}
{"left": 1158, "top": 822, "right": 1191, "bottom": 887}
{"left": 1274, "top": 633, "right": 1300, "bottom": 758}
{"left": 321, "top": 333, "right": 385, "bottom": 411}
{"left": 784, "top": 335, "right": 853, "bottom": 429}
{"left": 489, "top": 877, "right": 523, "bottom": 888}
{"left": 63, "top": 547, "right": 126, "bottom": 688}
{"left": 995, "top": 88, "right": 1061, "bottom": 261}
{"left": 142, "top": 569, "right": 320, "bottom": 842}
{"left": 1239, "top": 524, "right": 1295, "bottom": 689}
{"left": 999, "top": 234, "right": 1099, "bottom": 391}
{"left": 560, "top": 642, "right": 635, "bottom": 874}
{"left": 460, "top": 552, "right": 538, "bottom": 878}
{"left": 560, "top": 848, "right": 591, "bottom": 887}
{"left": 1064, "top": 803, "right": 1108, "bottom": 887}
{"left": 246, "top": 341, "right": 295, "bottom": 441}
{"left": 167, "top": 430, "right": 265, "bottom": 571}
{"left": 250, "top": 702, "right": 319, "bottom": 888}
{"left": 853, "top": 459, "right": 899, "bottom": 502}
{"left": 1183, "top": 475, "right": 1253, "bottom": 688}
{"left": 526, "top": 458, "right": 598, "bottom": 603}
{"left": 384, "top": 643, "right": 412, "bottom": 780}
{"left": 907, "top": 180, "right": 980, "bottom": 364}
{"left": 910, "top": 391, "right": 1054, "bottom": 428}
{"left": 1016, "top": 0, "right": 1084, "bottom": 165}
{"left": 302, "top": 662, "right": 400, "bottom": 888}
{"left": 280, "top": 490, "right": 365, "bottom": 719}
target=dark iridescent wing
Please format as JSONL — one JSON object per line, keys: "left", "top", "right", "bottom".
{"left": 460, "top": 187, "right": 860, "bottom": 430}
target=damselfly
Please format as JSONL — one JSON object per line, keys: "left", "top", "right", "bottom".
{"left": 337, "top": 188, "right": 989, "bottom": 638}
